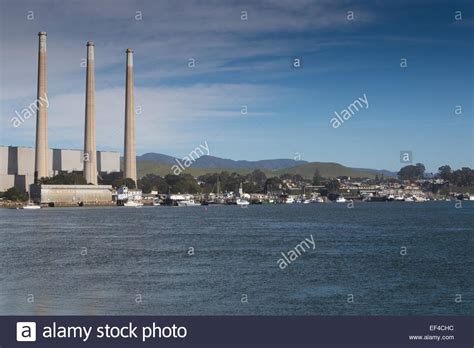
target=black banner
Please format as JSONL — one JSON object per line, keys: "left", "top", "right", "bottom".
{"left": 1, "top": 316, "right": 472, "bottom": 347}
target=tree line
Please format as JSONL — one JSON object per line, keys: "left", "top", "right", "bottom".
{"left": 2, "top": 164, "right": 472, "bottom": 201}
{"left": 397, "top": 163, "right": 474, "bottom": 186}
{"left": 135, "top": 169, "right": 342, "bottom": 195}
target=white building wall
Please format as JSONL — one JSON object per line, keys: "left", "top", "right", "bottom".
{"left": 32, "top": 184, "right": 113, "bottom": 204}
{"left": 60, "top": 149, "right": 83, "bottom": 172}
{"left": 98, "top": 151, "right": 120, "bottom": 173}
{"left": 0, "top": 174, "right": 15, "bottom": 192}
{"left": 16, "top": 147, "right": 35, "bottom": 176}
{"left": 1, "top": 146, "right": 120, "bottom": 192}
{"left": 0, "top": 146, "right": 8, "bottom": 175}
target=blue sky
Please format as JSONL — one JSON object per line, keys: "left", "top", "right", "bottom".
{"left": 0, "top": 0, "right": 472, "bottom": 172}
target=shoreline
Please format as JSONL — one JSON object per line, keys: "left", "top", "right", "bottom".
{"left": 1, "top": 199, "right": 472, "bottom": 209}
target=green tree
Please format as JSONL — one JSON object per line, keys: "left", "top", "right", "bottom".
{"left": 437, "top": 165, "right": 452, "bottom": 181}
{"left": 222, "top": 172, "right": 244, "bottom": 192}
{"left": 40, "top": 172, "right": 87, "bottom": 185}
{"left": 312, "top": 169, "right": 323, "bottom": 185}
{"left": 112, "top": 178, "right": 136, "bottom": 189}
{"left": 138, "top": 174, "right": 169, "bottom": 193}
{"left": 99, "top": 172, "right": 122, "bottom": 185}
{"left": 243, "top": 182, "right": 260, "bottom": 193}
{"left": 165, "top": 174, "right": 201, "bottom": 194}
{"left": 397, "top": 163, "right": 425, "bottom": 181}
{"left": 292, "top": 174, "right": 304, "bottom": 184}
{"left": 246, "top": 169, "right": 267, "bottom": 187}
{"left": 264, "top": 177, "right": 282, "bottom": 193}
{"left": 325, "top": 179, "right": 340, "bottom": 192}
{"left": 0, "top": 187, "right": 28, "bottom": 201}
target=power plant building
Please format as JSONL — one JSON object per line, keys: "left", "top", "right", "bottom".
{"left": 123, "top": 48, "right": 137, "bottom": 183}
{"left": 83, "top": 41, "right": 98, "bottom": 184}
{"left": 34, "top": 32, "right": 49, "bottom": 181}
{"left": 1, "top": 32, "right": 138, "bottom": 204}
{"left": 30, "top": 184, "right": 114, "bottom": 205}
{"left": 0, "top": 145, "right": 120, "bottom": 192}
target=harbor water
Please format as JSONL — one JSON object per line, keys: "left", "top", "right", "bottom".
{"left": 0, "top": 202, "right": 472, "bottom": 315}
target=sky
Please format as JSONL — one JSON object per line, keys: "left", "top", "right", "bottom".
{"left": 0, "top": 0, "right": 472, "bottom": 172}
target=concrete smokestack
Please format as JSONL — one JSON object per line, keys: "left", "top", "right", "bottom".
{"left": 34, "top": 32, "right": 49, "bottom": 182}
{"left": 83, "top": 41, "right": 97, "bottom": 184}
{"left": 123, "top": 48, "right": 137, "bottom": 183}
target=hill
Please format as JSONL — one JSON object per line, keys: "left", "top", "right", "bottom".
{"left": 133, "top": 153, "right": 395, "bottom": 180}
{"left": 137, "top": 153, "right": 307, "bottom": 170}
{"left": 274, "top": 162, "right": 386, "bottom": 179}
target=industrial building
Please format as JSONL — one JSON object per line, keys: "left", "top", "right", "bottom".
{"left": 0, "top": 145, "right": 120, "bottom": 192}
{"left": 1, "top": 32, "right": 138, "bottom": 206}
{"left": 30, "top": 184, "right": 114, "bottom": 206}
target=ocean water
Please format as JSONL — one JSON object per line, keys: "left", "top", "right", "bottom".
{"left": 0, "top": 202, "right": 472, "bottom": 315}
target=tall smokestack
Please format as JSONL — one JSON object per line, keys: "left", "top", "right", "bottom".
{"left": 34, "top": 32, "right": 49, "bottom": 182}
{"left": 83, "top": 41, "right": 97, "bottom": 184}
{"left": 123, "top": 48, "right": 137, "bottom": 183}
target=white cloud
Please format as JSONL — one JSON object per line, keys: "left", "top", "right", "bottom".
{"left": 0, "top": 0, "right": 375, "bottom": 101}
{"left": 0, "top": 0, "right": 373, "bottom": 155}
{"left": 2, "top": 83, "right": 285, "bottom": 153}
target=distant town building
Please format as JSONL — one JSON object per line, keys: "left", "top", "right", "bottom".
{"left": 116, "top": 185, "right": 142, "bottom": 205}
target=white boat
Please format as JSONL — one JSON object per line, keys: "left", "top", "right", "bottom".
{"left": 123, "top": 200, "right": 143, "bottom": 207}
{"left": 236, "top": 198, "right": 250, "bottom": 206}
{"left": 336, "top": 196, "right": 346, "bottom": 203}
{"left": 152, "top": 199, "right": 160, "bottom": 206}
{"left": 413, "top": 195, "right": 427, "bottom": 202}
{"left": 22, "top": 203, "right": 41, "bottom": 210}
{"left": 394, "top": 196, "right": 405, "bottom": 201}
{"left": 311, "top": 197, "right": 324, "bottom": 203}
{"left": 404, "top": 196, "right": 414, "bottom": 202}
{"left": 177, "top": 199, "right": 200, "bottom": 207}
{"left": 285, "top": 197, "right": 295, "bottom": 204}
{"left": 303, "top": 199, "right": 311, "bottom": 204}
{"left": 23, "top": 191, "right": 41, "bottom": 209}
{"left": 470, "top": 195, "right": 474, "bottom": 201}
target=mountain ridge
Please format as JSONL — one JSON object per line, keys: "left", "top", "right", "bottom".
{"left": 134, "top": 153, "right": 397, "bottom": 179}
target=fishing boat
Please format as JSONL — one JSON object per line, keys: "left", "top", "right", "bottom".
{"left": 22, "top": 191, "right": 41, "bottom": 209}
{"left": 311, "top": 197, "right": 324, "bottom": 203}
{"left": 23, "top": 203, "right": 41, "bottom": 210}
{"left": 236, "top": 198, "right": 250, "bottom": 206}
{"left": 177, "top": 199, "right": 200, "bottom": 207}
{"left": 123, "top": 200, "right": 143, "bottom": 207}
